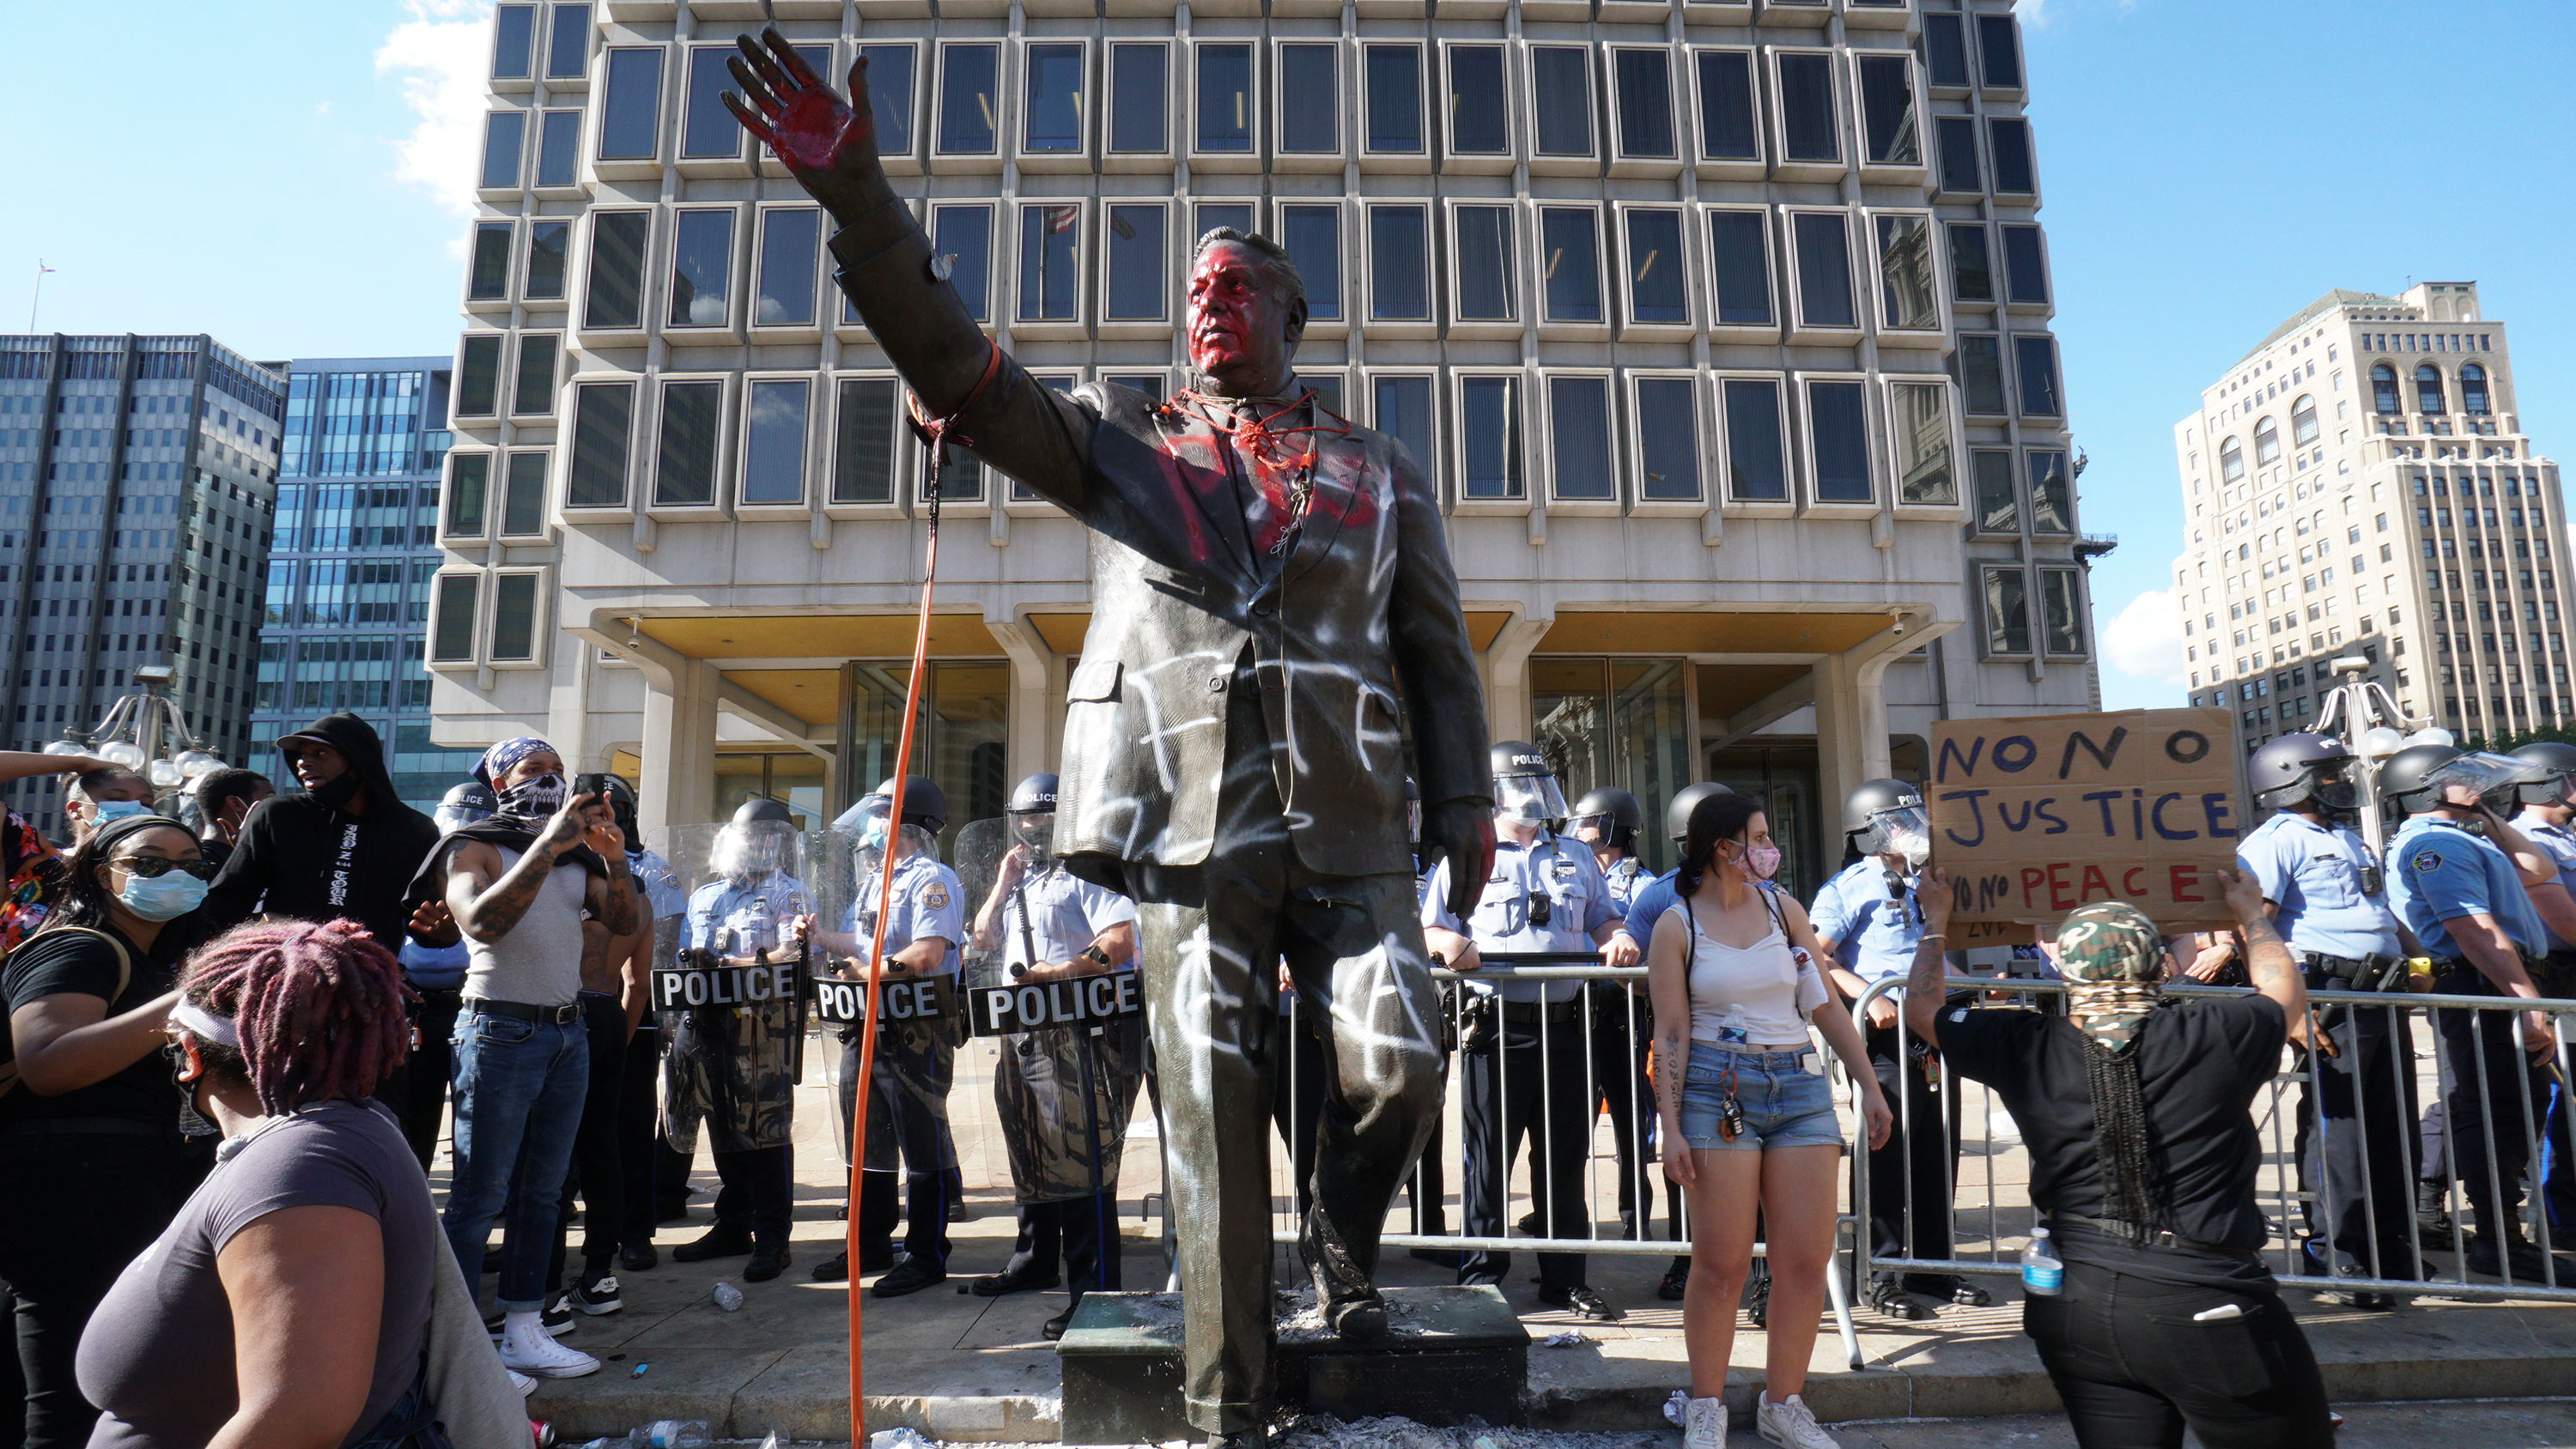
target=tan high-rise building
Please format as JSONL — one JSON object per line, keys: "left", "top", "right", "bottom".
{"left": 2172, "top": 282, "right": 2568, "bottom": 751}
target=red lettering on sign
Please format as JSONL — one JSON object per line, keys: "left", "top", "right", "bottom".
{"left": 2049, "top": 862, "right": 2075, "bottom": 912}
{"left": 2020, "top": 866, "right": 2048, "bottom": 906}
{"left": 2080, "top": 864, "right": 2112, "bottom": 901}
{"left": 2123, "top": 866, "right": 2147, "bottom": 897}
{"left": 2171, "top": 864, "right": 2204, "bottom": 903}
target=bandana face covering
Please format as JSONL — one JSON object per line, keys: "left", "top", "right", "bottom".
{"left": 494, "top": 773, "right": 565, "bottom": 822}
{"left": 2057, "top": 901, "right": 2167, "bottom": 1051}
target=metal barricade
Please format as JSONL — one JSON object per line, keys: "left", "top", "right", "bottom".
{"left": 1847, "top": 973, "right": 2576, "bottom": 1319}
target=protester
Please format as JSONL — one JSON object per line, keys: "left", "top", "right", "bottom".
{"left": 0, "top": 815, "right": 205, "bottom": 1447}
{"left": 545, "top": 779, "right": 658, "bottom": 1319}
{"left": 605, "top": 776, "right": 687, "bottom": 1273}
{"left": 416, "top": 737, "right": 634, "bottom": 1378}
{"left": 1913, "top": 867, "right": 2335, "bottom": 1448}
{"left": 76, "top": 919, "right": 447, "bottom": 1449}
{"left": 1652, "top": 791, "right": 1889, "bottom": 1449}
{"left": 0, "top": 751, "right": 116, "bottom": 951}
{"left": 181, "top": 768, "right": 272, "bottom": 874}
{"left": 391, "top": 781, "right": 497, "bottom": 1170}
{"left": 60, "top": 768, "right": 154, "bottom": 846}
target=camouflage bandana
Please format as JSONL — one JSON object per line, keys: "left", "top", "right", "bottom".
{"left": 2057, "top": 902, "right": 2166, "bottom": 1052}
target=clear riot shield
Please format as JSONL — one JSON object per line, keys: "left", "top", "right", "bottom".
{"left": 950, "top": 816, "right": 1013, "bottom": 990}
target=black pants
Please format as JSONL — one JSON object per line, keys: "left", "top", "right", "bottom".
{"left": 2025, "top": 1258, "right": 2332, "bottom": 1449}
{"left": 617, "top": 1024, "right": 663, "bottom": 1248}
{"left": 1865, "top": 1018, "right": 1961, "bottom": 1289}
{"left": 1006, "top": 1194, "right": 1124, "bottom": 1299}
{"left": 1458, "top": 1007, "right": 1590, "bottom": 1294}
{"left": 1269, "top": 994, "right": 1327, "bottom": 1221}
{"left": 710, "top": 1144, "right": 795, "bottom": 1247}
{"left": 2293, "top": 971, "right": 2419, "bottom": 1279}
{"left": 393, "top": 987, "right": 462, "bottom": 1172}
{"left": 548, "top": 993, "right": 629, "bottom": 1290}
{"left": 841, "top": 1028, "right": 957, "bottom": 1265}
{"left": 0, "top": 1131, "right": 183, "bottom": 1449}
{"left": 2433, "top": 967, "right": 2548, "bottom": 1236}
{"left": 1583, "top": 984, "right": 1661, "bottom": 1235}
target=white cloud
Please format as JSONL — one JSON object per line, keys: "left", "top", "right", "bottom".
{"left": 2016, "top": 0, "right": 2054, "bottom": 24}
{"left": 375, "top": 0, "right": 495, "bottom": 227}
{"left": 2101, "top": 587, "right": 2186, "bottom": 686}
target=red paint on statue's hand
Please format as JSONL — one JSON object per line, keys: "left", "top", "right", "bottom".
{"left": 767, "top": 89, "right": 871, "bottom": 173}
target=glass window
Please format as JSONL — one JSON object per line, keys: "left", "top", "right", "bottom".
{"left": 1365, "top": 44, "right": 1424, "bottom": 153}
{"left": 598, "top": 49, "right": 663, "bottom": 160}
{"left": 1891, "top": 381, "right": 1953, "bottom": 504}
{"left": 1369, "top": 205, "right": 1429, "bottom": 322}
{"left": 1109, "top": 373, "right": 1168, "bottom": 403}
{"left": 832, "top": 378, "right": 899, "bottom": 505}
{"left": 490, "top": 4, "right": 533, "bottom": 80}
{"left": 2027, "top": 449, "right": 2072, "bottom": 532}
{"left": 1540, "top": 208, "right": 1601, "bottom": 324}
{"left": 479, "top": 111, "right": 525, "bottom": 190}
{"left": 1808, "top": 380, "right": 1871, "bottom": 502}
{"left": 1019, "top": 203, "right": 1081, "bottom": 321}
{"left": 1947, "top": 223, "right": 1991, "bottom": 301}
{"left": 1792, "top": 212, "right": 1855, "bottom": 329}
{"left": 1278, "top": 43, "right": 1337, "bottom": 153}
{"left": 1874, "top": 215, "right": 1936, "bottom": 330}
{"left": 2415, "top": 364, "right": 2445, "bottom": 414}
{"left": 1374, "top": 375, "right": 1435, "bottom": 476}
{"left": 444, "top": 453, "right": 489, "bottom": 537}
{"left": 1105, "top": 204, "right": 1166, "bottom": 321}
{"left": 1988, "top": 118, "right": 2035, "bottom": 194}
{"left": 1923, "top": 14, "right": 1970, "bottom": 88}
{"left": 1197, "top": 44, "right": 1253, "bottom": 152}
{"left": 1935, "top": 116, "right": 1979, "bottom": 191}
{"left": 1777, "top": 54, "right": 1838, "bottom": 163}
{"left": 1109, "top": 43, "right": 1166, "bottom": 153}
{"left": 2040, "top": 567, "right": 2087, "bottom": 655}
{"left": 933, "top": 205, "right": 993, "bottom": 322}
{"left": 469, "top": 223, "right": 512, "bottom": 300}
{"left": 2293, "top": 394, "right": 2319, "bottom": 445}
{"left": 1708, "top": 210, "right": 1771, "bottom": 325}
{"left": 430, "top": 575, "right": 478, "bottom": 663}
{"left": 456, "top": 336, "right": 501, "bottom": 417}
{"left": 1984, "top": 567, "right": 2031, "bottom": 654}
{"left": 585, "top": 210, "right": 649, "bottom": 326}
{"left": 858, "top": 44, "right": 915, "bottom": 155}
{"left": 1454, "top": 205, "right": 1516, "bottom": 322}
{"left": 756, "top": 209, "right": 820, "bottom": 325}
{"left": 511, "top": 335, "right": 556, "bottom": 416}
{"left": 2254, "top": 416, "right": 2280, "bottom": 464}
{"left": 1461, "top": 376, "right": 1522, "bottom": 499}
{"left": 1024, "top": 43, "right": 1084, "bottom": 153}
{"left": 1695, "top": 50, "right": 1756, "bottom": 161}
{"left": 1978, "top": 15, "right": 2025, "bottom": 88}
{"left": 1532, "top": 46, "right": 1592, "bottom": 157}
{"left": 1305, "top": 375, "right": 1342, "bottom": 417}
{"left": 1613, "top": 48, "right": 1674, "bottom": 160}
{"left": 1549, "top": 377, "right": 1613, "bottom": 500}
{"left": 536, "top": 110, "right": 580, "bottom": 185}
{"left": 1971, "top": 449, "right": 2016, "bottom": 532}
{"left": 1196, "top": 202, "right": 1254, "bottom": 239}
{"left": 741, "top": 379, "right": 810, "bottom": 506}
{"left": 544, "top": 3, "right": 588, "bottom": 81}
{"left": 1723, "top": 379, "right": 1786, "bottom": 501}
{"left": 1279, "top": 205, "right": 1341, "bottom": 322}
{"left": 939, "top": 43, "right": 1000, "bottom": 153}
{"left": 654, "top": 381, "right": 721, "bottom": 506}
{"left": 2463, "top": 363, "right": 2490, "bottom": 415}
{"left": 2002, "top": 224, "right": 2048, "bottom": 304}
{"left": 1856, "top": 55, "right": 1917, "bottom": 166}
{"left": 1959, "top": 334, "right": 2007, "bottom": 415}
{"left": 1449, "top": 45, "right": 1507, "bottom": 155}
{"left": 489, "top": 573, "right": 539, "bottom": 661}
{"left": 683, "top": 47, "right": 743, "bottom": 158}
{"left": 501, "top": 452, "right": 547, "bottom": 536}
{"left": 2221, "top": 437, "right": 2243, "bottom": 482}
{"left": 567, "top": 382, "right": 633, "bottom": 508}
{"left": 2015, "top": 335, "right": 2063, "bottom": 416}
{"left": 2371, "top": 363, "right": 2399, "bottom": 415}
{"left": 669, "top": 209, "right": 733, "bottom": 327}
{"left": 1625, "top": 209, "right": 1686, "bottom": 325}
{"left": 1636, "top": 378, "right": 1699, "bottom": 501}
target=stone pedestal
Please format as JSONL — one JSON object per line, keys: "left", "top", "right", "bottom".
{"left": 1057, "top": 1286, "right": 1531, "bottom": 1444}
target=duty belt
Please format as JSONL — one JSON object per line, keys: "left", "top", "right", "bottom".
{"left": 2047, "top": 1212, "right": 2261, "bottom": 1264}
{"left": 1499, "top": 998, "right": 1583, "bottom": 1025}
{"left": 465, "top": 997, "right": 583, "bottom": 1026}
{"left": 2302, "top": 951, "right": 2403, "bottom": 989}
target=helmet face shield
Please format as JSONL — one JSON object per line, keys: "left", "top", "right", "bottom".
{"left": 1011, "top": 810, "right": 1055, "bottom": 856}
{"left": 2421, "top": 751, "right": 2529, "bottom": 807}
{"left": 712, "top": 819, "right": 795, "bottom": 881}
{"left": 1855, "top": 803, "right": 1933, "bottom": 869}
{"left": 1493, "top": 773, "right": 1570, "bottom": 826}
{"left": 2307, "top": 759, "right": 2358, "bottom": 812}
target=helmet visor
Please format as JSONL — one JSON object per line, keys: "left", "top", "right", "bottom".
{"left": 1856, "top": 804, "right": 1933, "bottom": 865}
{"left": 1494, "top": 773, "right": 1569, "bottom": 825}
{"left": 1011, "top": 811, "right": 1055, "bottom": 856}
{"left": 2421, "top": 751, "right": 2529, "bottom": 804}
{"left": 434, "top": 801, "right": 493, "bottom": 833}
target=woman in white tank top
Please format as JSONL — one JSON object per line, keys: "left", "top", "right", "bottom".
{"left": 1647, "top": 793, "right": 1889, "bottom": 1449}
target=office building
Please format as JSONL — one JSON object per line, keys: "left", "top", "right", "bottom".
{"left": 0, "top": 333, "right": 284, "bottom": 836}
{"left": 433, "top": 0, "right": 2099, "bottom": 892}
{"left": 2172, "top": 282, "right": 2568, "bottom": 751}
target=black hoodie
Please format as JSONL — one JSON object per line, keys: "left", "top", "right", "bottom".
{"left": 197, "top": 713, "right": 443, "bottom": 954}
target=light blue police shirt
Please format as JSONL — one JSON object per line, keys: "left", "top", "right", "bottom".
{"left": 2235, "top": 811, "right": 2402, "bottom": 961}
{"left": 2386, "top": 816, "right": 2549, "bottom": 963}
{"left": 1422, "top": 832, "right": 1615, "bottom": 1003}
{"left": 1601, "top": 857, "right": 1651, "bottom": 919}
{"left": 2512, "top": 809, "right": 2576, "bottom": 954}
{"left": 998, "top": 866, "right": 1139, "bottom": 974}
{"left": 844, "top": 852, "right": 966, "bottom": 976}
{"left": 686, "top": 873, "right": 815, "bottom": 958}
{"left": 1808, "top": 858, "right": 1924, "bottom": 987}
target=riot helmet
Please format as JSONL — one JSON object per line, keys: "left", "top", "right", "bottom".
{"left": 1665, "top": 781, "right": 1734, "bottom": 844}
{"left": 1007, "top": 772, "right": 1059, "bottom": 856}
{"left": 872, "top": 775, "right": 948, "bottom": 835}
{"left": 1566, "top": 787, "right": 1642, "bottom": 855}
{"left": 2377, "top": 743, "right": 2526, "bottom": 817}
{"left": 599, "top": 773, "right": 643, "bottom": 854}
{"left": 714, "top": 796, "right": 797, "bottom": 881}
{"left": 1843, "top": 778, "right": 1932, "bottom": 870}
{"left": 1488, "top": 740, "right": 1568, "bottom": 826}
{"left": 2246, "top": 733, "right": 2358, "bottom": 815}
{"left": 2508, "top": 742, "right": 2576, "bottom": 810}
{"left": 434, "top": 780, "right": 496, "bottom": 834}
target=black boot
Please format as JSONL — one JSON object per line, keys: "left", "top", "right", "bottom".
{"left": 671, "top": 1223, "right": 753, "bottom": 1263}
{"left": 743, "top": 1242, "right": 793, "bottom": 1282}
{"left": 2418, "top": 1180, "right": 2460, "bottom": 1251}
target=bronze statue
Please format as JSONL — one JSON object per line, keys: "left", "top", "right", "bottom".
{"left": 726, "top": 34, "right": 1494, "bottom": 1445}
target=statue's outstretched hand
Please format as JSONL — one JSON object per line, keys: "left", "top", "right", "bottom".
{"left": 724, "top": 26, "right": 890, "bottom": 223}
{"left": 1423, "top": 800, "right": 1498, "bottom": 922}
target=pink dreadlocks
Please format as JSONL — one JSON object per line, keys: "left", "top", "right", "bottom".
{"left": 178, "top": 918, "right": 413, "bottom": 1115}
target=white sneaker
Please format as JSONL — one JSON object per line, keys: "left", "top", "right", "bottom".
{"left": 1757, "top": 1392, "right": 1838, "bottom": 1449}
{"left": 1683, "top": 1394, "right": 1727, "bottom": 1449}
{"left": 508, "top": 1370, "right": 538, "bottom": 1397}
{"left": 499, "top": 1324, "right": 601, "bottom": 1379}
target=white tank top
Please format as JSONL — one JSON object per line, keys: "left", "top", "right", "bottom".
{"left": 1668, "top": 897, "right": 1829, "bottom": 1047}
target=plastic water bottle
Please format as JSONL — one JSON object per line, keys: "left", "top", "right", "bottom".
{"left": 629, "top": 1424, "right": 710, "bottom": 1449}
{"left": 711, "top": 1280, "right": 745, "bottom": 1312}
{"left": 2020, "top": 1228, "right": 2063, "bottom": 1297}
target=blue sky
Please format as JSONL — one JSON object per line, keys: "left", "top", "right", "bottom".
{"left": 5, "top": 0, "right": 2571, "bottom": 717}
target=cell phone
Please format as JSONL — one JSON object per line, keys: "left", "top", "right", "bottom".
{"left": 573, "top": 772, "right": 612, "bottom": 801}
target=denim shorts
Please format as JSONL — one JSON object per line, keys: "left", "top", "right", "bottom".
{"left": 1679, "top": 1040, "right": 1843, "bottom": 1152}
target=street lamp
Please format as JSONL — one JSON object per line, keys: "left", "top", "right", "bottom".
{"left": 40, "top": 665, "right": 226, "bottom": 797}
{"left": 2316, "top": 655, "right": 2421, "bottom": 860}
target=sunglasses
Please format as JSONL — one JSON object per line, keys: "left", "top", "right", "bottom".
{"left": 112, "top": 855, "right": 217, "bottom": 881}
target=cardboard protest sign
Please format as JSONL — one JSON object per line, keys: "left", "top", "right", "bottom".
{"left": 1927, "top": 706, "right": 2239, "bottom": 931}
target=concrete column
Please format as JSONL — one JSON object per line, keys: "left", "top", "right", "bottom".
{"left": 638, "top": 656, "right": 720, "bottom": 836}
{"left": 987, "top": 615, "right": 1058, "bottom": 781}
{"left": 1811, "top": 645, "right": 1893, "bottom": 834}
{"left": 1482, "top": 614, "right": 1553, "bottom": 746}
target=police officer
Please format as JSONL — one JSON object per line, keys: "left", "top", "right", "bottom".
{"left": 1421, "top": 743, "right": 1637, "bottom": 1320}
{"left": 2503, "top": 743, "right": 2576, "bottom": 1234}
{"left": 968, "top": 773, "right": 1145, "bottom": 1340}
{"left": 2381, "top": 743, "right": 2567, "bottom": 1282}
{"left": 2238, "top": 733, "right": 2420, "bottom": 1306}
{"left": 812, "top": 778, "right": 967, "bottom": 1294}
{"left": 1564, "top": 787, "right": 1660, "bottom": 1248}
{"left": 668, "top": 797, "right": 811, "bottom": 1282}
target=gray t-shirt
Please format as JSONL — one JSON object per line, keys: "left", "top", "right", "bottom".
{"left": 78, "top": 1100, "right": 437, "bottom": 1448}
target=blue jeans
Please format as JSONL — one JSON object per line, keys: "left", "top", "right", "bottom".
{"left": 443, "top": 1009, "right": 588, "bottom": 1311}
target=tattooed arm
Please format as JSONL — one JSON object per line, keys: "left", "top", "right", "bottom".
{"left": 1645, "top": 906, "right": 1698, "bottom": 1188}
{"left": 1902, "top": 866, "right": 1956, "bottom": 1044}
{"left": 2222, "top": 865, "right": 2307, "bottom": 1025}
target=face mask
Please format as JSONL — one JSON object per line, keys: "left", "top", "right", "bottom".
{"left": 495, "top": 773, "right": 565, "bottom": 820}
{"left": 857, "top": 816, "right": 889, "bottom": 853}
{"left": 309, "top": 773, "right": 362, "bottom": 810}
{"left": 1727, "top": 842, "right": 1783, "bottom": 880}
{"left": 91, "top": 799, "right": 148, "bottom": 824}
{"left": 1890, "top": 830, "right": 1932, "bottom": 873}
{"left": 118, "top": 870, "right": 207, "bottom": 921}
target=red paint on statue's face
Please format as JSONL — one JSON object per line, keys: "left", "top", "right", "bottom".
{"left": 1187, "top": 245, "right": 1298, "bottom": 397}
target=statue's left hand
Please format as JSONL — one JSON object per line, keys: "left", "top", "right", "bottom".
{"left": 723, "top": 27, "right": 891, "bottom": 224}
{"left": 1423, "top": 800, "right": 1498, "bottom": 921}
